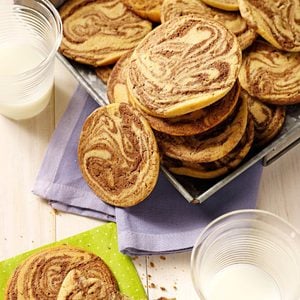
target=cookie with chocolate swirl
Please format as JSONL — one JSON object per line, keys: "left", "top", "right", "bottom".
{"left": 155, "top": 95, "right": 248, "bottom": 163}
{"left": 6, "top": 246, "right": 118, "bottom": 300}
{"left": 59, "top": 0, "right": 152, "bottom": 67}
{"left": 127, "top": 16, "right": 242, "bottom": 118}
{"left": 78, "top": 103, "right": 159, "bottom": 207}
{"left": 201, "top": 0, "right": 239, "bottom": 11}
{"left": 239, "top": 41, "right": 300, "bottom": 105}
{"left": 120, "top": 0, "right": 162, "bottom": 22}
{"left": 161, "top": 0, "right": 256, "bottom": 50}
{"left": 162, "top": 117, "right": 254, "bottom": 179}
{"left": 239, "top": 0, "right": 300, "bottom": 52}
{"left": 241, "top": 90, "right": 286, "bottom": 147}
{"left": 96, "top": 65, "right": 113, "bottom": 84}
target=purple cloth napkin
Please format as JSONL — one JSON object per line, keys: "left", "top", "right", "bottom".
{"left": 33, "top": 86, "right": 263, "bottom": 255}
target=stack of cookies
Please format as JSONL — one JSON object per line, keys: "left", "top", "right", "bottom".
{"left": 59, "top": 0, "right": 299, "bottom": 193}
{"left": 5, "top": 245, "right": 129, "bottom": 300}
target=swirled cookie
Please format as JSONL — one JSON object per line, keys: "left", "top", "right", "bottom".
{"left": 107, "top": 51, "right": 132, "bottom": 104}
{"left": 59, "top": 0, "right": 152, "bottom": 67}
{"left": 201, "top": 0, "right": 239, "bottom": 11}
{"left": 57, "top": 269, "right": 129, "bottom": 300}
{"left": 241, "top": 90, "right": 286, "bottom": 147}
{"left": 78, "top": 103, "right": 159, "bottom": 207}
{"left": 127, "top": 16, "right": 242, "bottom": 118}
{"left": 161, "top": 0, "right": 256, "bottom": 50}
{"left": 239, "top": 0, "right": 300, "bottom": 52}
{"left": 96, "top": 66, "right": 113, "bottom": 84}
{"left": 162, "top": 117, "right": 254, "bottom": 179}
{"left": 5, "top": 246, "right": 118, "bottom": 300}
{"left": 238, "top": 41, "right": 300, "bottom": 105}
{"left": 156, "top": 95, "right": 248, "bottom": 163}
{"left": 120, "top": 0, "right": 162, "bottom": 22}
{"left": 141, "top": 82, "right": 240, "bottom": 136}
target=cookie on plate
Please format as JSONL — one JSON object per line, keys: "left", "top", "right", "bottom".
{"left": 107, "top": 51, "right": 132, "bottom": 104}
{"left": 239, "top": 0, "right": 300, "bottom": 52}
{"left": 5, "top": 246, "right": 118, "bottom": 300}
{"left": 78, "top": 103, "right": 160, "bottom": 207}
{"left": 239, "top": 41, "right": 300, "bottom": 105}
{"left": 155, "top": 95, "right": 248, "bottom": 163}
{"left": 127, "top": 16, "right": 242, "bottom": 118}
{"left": 162, "top": 117, "right": 254, "bottom": 179}
{"left": 59, "top": 0, "right": 152, "bottom": 67}
{"left": 120, "top": 0, "right": 162, "bottom": 22}
{"left": 201, "top": 0, "right": 239, "bottom": 11}
{"left": 241, "top": 90, "right": 286, "bottom": 147}
{"left": 95, "top": 66, "right": 113, "bottom": 84}
{"left": 161, "top": 0, "right": 256, "bottom": 50}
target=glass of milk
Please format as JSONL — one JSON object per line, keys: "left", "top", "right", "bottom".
{"left": 191, "top": 209, "right": 300, "bottom": 300}
{"left": 0, "top": 0, "right": 62, "bottom": 120}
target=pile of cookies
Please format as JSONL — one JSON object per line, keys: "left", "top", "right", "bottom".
{"left": 5, "top": 245, "right": 129, "bottom": 300}
{"left": 58, "top": 0, "right": 299, "bottom": 205}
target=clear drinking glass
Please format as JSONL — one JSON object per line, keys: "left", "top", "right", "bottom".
{"left": 191, "top": 209, "right": 300, "bottom": 300}
{"left": 0, "top": 0, "right": 62, "bottom": 120}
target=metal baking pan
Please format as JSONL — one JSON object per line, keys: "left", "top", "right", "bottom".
{"left": 57, "top": 53, "right": 300, "bottom": 204}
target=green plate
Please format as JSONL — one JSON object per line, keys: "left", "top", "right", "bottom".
{"left": 0, "top": 222, "right": 146, "bottom": 300}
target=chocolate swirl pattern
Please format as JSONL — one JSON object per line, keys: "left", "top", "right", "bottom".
{"left": 107, "top": 51, "right": 132, "bottom": 104}
{"left": 78, "top": 103, "right": 159, "bottom": 207}
{"left": 161, "top": 0, "right": 256, "bottom": 50}
{"left": 239, "top": 0, "right": 300, "bottom": 52}
{"left": 6, "top": 246, "right": 118, "bottom": 300}
{"left": 155, "top": 95, "right": 248, "bottom": 163}
{"left": 120, "top": 0, "right": 162, "bottom": 22}
{"left": 59, "top": 0, "right": 152, "bottom": 67}
{"left": 201, "top": 0, "right": 239, "bottom": 11}
{"left": 162, "top": 118, "right": 254, "bottom": 179}
{"left": 127, "top": 16, "right": 242, "bottom": 118}
{"left": 239, "top": 41, "right": 300, "bottom": 105}
{"left": 241, "top": 90, "right": 286, "bottom": 147}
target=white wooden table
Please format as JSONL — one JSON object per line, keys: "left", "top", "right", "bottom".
{"left": 1, "top": 59, "right": 300, "bottom": 300}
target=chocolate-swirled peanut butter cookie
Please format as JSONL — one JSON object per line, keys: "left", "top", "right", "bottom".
{"left": 127, "top": 16, "right": 242, "bottom": 118}
{"left": 5, "top": 246, "right": 118, "bottom": 300}
{"left": 241, "top": 90, "right": 286, "bottom": 147}
{"left": 95, "top": 66, "right": 113, "bottom": 84}
{"left": 162, "top": 117, "right": 254, "bottom": 179}
{"left": 239, "top": 0, "right": 300, "bottom": 52}
{"left": 78, "top": 103, "right": 159, "bottom": 207}
{"left": 239, "top": 41, "right": 300, "bottom": 105}
{"left": 59, "top": 0, "right": 152, "bottom": 67}
{"left": 155, "top": 95, "right": 248, "bottom": 163}
{"left": 120, "top": 0, "right": 162, "bottom": 22}
{"left": 161, "top": 0, "right": 256, "bottom": 50}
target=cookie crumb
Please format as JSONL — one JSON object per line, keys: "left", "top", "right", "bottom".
{"left": 150, "top": 261, "right": 155, "bottom": 268}
{"left": 160, "top": 256, "right": 166, "bottom": 260}
{"left": 150, "top": 283, "right": 156, "bottom": 288}
{"left": 160, "top": 286, "right": 167, "bottom": 291}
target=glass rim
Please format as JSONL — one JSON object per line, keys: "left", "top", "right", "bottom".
{"left": 0, "top": 0, "right": 62, "bottom": 80}
{"left": 190, "top": 209, "right": 300, "bottom": 300}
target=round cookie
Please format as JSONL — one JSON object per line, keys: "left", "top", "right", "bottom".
{"left": 240, "top": 90, "right": 286, "bottom": 147}
{"left": 239, "top": 41, "right": 300, "bottom": 105}
{"left": 59, "top": 0, "right": 152, "bottom": 67}
{"left": 107, "top": 51, "right": 132, "bottom": 104}
{"left": 161, "top": 0, "right": 256, "bottom": 50}
{"left": 239, "top": 0, "right": 300, "bottom": 52}
{"left": 201, "top": 0, "right": 239, "bottom": 11}
{"left": 6, "top": 246, "right": 118, "bottom": 300}
{"left": 141, "top": 82, "right": 240, "bottom": 136}
{"left": 155, "top": 95, "right": 248, "bottom": 163}
{"left": 95, "top": 65, "right": 113, "bottom": 84}
{"left": 78, "top": 103, "right": 160, "bottom": 207}
{"left": 162, "top": 117, "right": 254, "bottom": 179}
{"left": 127, "top": 16, "right": 242, "bottom": 118}
{"left": 120, "top": 0, "right": 162, "bottom": 22}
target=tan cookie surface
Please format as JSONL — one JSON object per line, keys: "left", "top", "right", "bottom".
{"left": 127, "top": 16, "right": 242, "bottom": 118}
{"left": 161, "top": 0, "right": 256, "bottom": 50}
{"left": 239, "top": 0, "right": 300, "bottom": 51}
{"left": 78, "top": 103, "right": 159, "bottom": 207}
{"left": 239, "top": 41, "right": 300, "bottom": 105}
{"left": 96, "top": 66, "right": 113, "bottom": 84}
{"left": 201, "top": 0, "right": 239, "bottom": 11}
{"left": 59, "top": 0, "right": 152, "bottom": 67}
